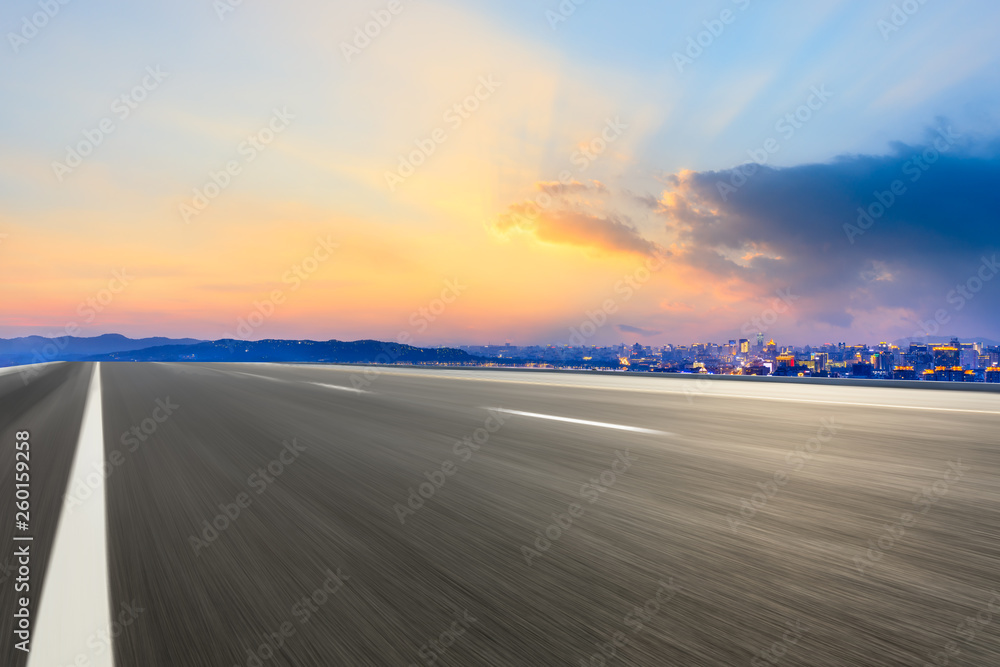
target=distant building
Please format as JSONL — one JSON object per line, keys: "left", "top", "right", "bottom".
{"left": 933, "top": 366, "right": 965, "bottom": 382}
{"left": 907, "top": 343, "right": 932, "bottom": 374}
{"left": 987, "top": 367, "right": 1000, "bottom": 383}
{"left": 933, "top": 345, "right": 960, "bottom": 368}
{"left": 893, "top": 366, "right": 916, "bottom": 380}
{"left": 851, "top": 363, "right": 874, "bottom": 378}
{"left": 812, "top": 352, "right": 829, "bottom": 374}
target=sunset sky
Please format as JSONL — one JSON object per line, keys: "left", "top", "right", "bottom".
{"left": 2, "top": 0, "right": 999, "bottom": 346}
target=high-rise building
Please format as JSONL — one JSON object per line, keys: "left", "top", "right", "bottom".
{"left": 739, "top": 339, "right": 749, "bottom": 354}
{"left": 873, "top": 350, "right": 893, "bottom": 372}
{"left": 812, "top": 352, "right": 829, "bottom": 374}
{"left": 907, "top": 343, "right": 932, "bottom": 374}
{"left": 933, "top": 345, "right": 960, "bottom": 369}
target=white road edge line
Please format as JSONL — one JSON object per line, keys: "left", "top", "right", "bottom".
{"left": 29, "top": 363, "right": 114, "bottom": 667}
{"left": 487, "top": 408, "right": 670, "bottom": 435}
{"left": 311, "top": 382, "right": 370, "bottom": 394}
{"left": 0, "top": 361, "right": 62, "bottom": 378}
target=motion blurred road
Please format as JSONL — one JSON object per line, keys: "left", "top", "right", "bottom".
{"left": 3, "top": 361, "right": 1000, "bottom": 666}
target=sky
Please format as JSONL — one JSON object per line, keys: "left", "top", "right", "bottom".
{"left": 1, "top": 0, "right": 999, "bottom": 347}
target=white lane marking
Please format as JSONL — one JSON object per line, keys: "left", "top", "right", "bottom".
{"left": 234, "top": 371, "right": 285, "bottom": 382}
{"left": 487, "top": 408, "right": 670, "bottom": 435}
{"left": 326, "top": 369, "right": 1000, "bottom": 416}
{"left": 30, "top": 364, "right": 113, "bottom": 667}
{"left": 311, "top": 382, "right": 370, "bottom": 394}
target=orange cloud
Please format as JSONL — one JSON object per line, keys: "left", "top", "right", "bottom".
{"left": 491, "top": 180, "right": 663, "bottom": 257}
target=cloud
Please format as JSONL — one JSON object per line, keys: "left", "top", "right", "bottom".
{"left": 536, "top": 180, "right": 608, "bottom": 197}
{"left": 492, "top": 180, "right": 663, "bottom": 257}
{"left": 656, "top": 126, "right": 1000, "bottom": 336}
{"left": 617, "top": 324, "right": 663, "bottom": 336}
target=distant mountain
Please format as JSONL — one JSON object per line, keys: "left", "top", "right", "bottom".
{"left": 892, "top": 336, "right": 1000, "bottom": 347}
{"left": 0, "top": 334, "right": 204, "bottom": 366}
{"left": 85, "top": 339, "right": 482, "bottom": 365}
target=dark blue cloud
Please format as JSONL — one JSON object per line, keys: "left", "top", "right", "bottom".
{"left": 660, "top": 128, "right": 1000, "bottom": 335}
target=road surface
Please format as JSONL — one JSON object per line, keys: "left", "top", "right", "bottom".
{"left": 2, "top": 362, "right": 999, "bottom": 666}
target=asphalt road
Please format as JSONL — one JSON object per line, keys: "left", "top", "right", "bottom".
{"left": 0, "top": 362, "right": 93, "bottom": 667}
{"left": 3, "top": 362, "right": 1000, "bottom": 666}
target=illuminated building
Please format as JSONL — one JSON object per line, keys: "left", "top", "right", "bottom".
{"left": 933, "top": 366, "right": 965, "bottom": 382}
{"left": 812, "top": 352, "right": 828, "bottom": 373}
{"left": 933, "top": 346, "right": 960, "bottom": 368}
